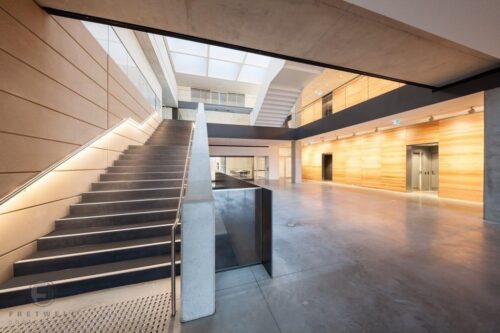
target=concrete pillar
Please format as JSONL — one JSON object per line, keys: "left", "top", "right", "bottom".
{"left": 181, "top": 104, "right": 215, "bottom": 321}
{"left": 485, "top": 87, "right": 500, "bottom": 223}
{"left": 291, "top": 140, "right": 302, "bottom": 184}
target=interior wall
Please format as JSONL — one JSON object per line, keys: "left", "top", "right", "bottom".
{"left": 0, "top": 0, "right": 161, "bottom": 282}
{"left": 302, "top": 112, "right": 484, "bottom": 202}
{"left": 209, "top": 145, "right": 282, "bottom": 180}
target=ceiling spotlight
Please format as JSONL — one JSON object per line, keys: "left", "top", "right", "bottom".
{"left": 468, "top": 107, "right": 476, "bottom": 114}
{"left": 336, "top": 136, "right": 339, "bottom": 140}
{"left": 352, "top": 132, "right": 356, "bottom": 137}
{"left": 428, "top": 115, "right": 434, "bottom": 122}
{"left": 374, "top": 127, "right": 379, "bottom": 132}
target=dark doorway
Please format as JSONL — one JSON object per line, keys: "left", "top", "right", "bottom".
{"left": 322, "top": 154, "right": 333, "bottom": 181}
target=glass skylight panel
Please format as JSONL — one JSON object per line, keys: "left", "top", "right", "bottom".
{"left": 208, "top": 59, "right": 241, "bottom": 80}
{"left": 209, "top": 46, "right": 246, "bottom": 63}
{"left": 238, "top": 65, "right": 266, "bottom": 84}
{"left": 170, "top": 53, "right": 207, "bottom": 76}
{"left": 245, "top": 53, "right": 271, "bottom": 68}
{"left": 166, "top": 37, "right": 208, "bottom": 56}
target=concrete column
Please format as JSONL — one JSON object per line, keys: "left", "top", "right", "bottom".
{"left": 181, "top": 104, "right": 215, "bottom": 321}
{"left": 291, "top": 140, "right": 302, "bottom": 184}
{"left": 485, "top": 87, "right": 500, "bottom": 223}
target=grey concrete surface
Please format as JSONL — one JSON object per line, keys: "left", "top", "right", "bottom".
{"left": 485, "top": 87, "right": 500, "bottom": 223}
{"left": 180, "top": 180, "right": 500, "bottom": 332}
{"left": 2, "top": 181, "right": 499, "bottom": 332}
{"left": 181, "top": 104, "right": 215, "bottom": 322}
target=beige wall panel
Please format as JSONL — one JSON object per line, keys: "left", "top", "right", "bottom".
{"left": 0, "top": 10, "right": 107, "bottom": 109}
{"left": 108, "top": 76, "right": 150, "bottom": 121}
{"left": 0, "top": 197, "right": 79, "bottom": 257}
{"left": 0, "top": 172, "right": 37, "bottom": 199}
{"left": 0, "top": 170, "right": 101, "bottom": 214}
{"left": 0, "top": 91, "right": 102, "bottom": 144}
{"left": 55, "top": 147, "right": 109, "bottom": 171}
{"left": 113, "top": 122, "right": 150, "bottom": 144}
{"left": 0, "top": 0, "right": 107, "bottom": 86}
{"left": 0, "top": 242, "right": 36, "bottom": 283}
{"left": 108, "top": 61, "right": 153, "bottom": 115}
{"left": 0, "top": 50, "right": 108, "bottom": 128}
{"left": 91, "top": 132, "right": 140, "bottom": 153}
{"left": 0, "top": 132, "right": 76, "bottom": 173}
{"left": 108, "top": 113, "right": 121, "bottom": 127}
{"left": 52, "top": 16, "right": 108, "bottom": 70}
{"left": 345, "top": 77, "right": 368, "bottom": 108}
{"left": 438, "top": 112, "right": 484, "bottom": 202}
{"left": 368, "top": 77, "right": 401, "bottom": 99}
{"left": 332, "top": 87, "right": 346, "bottom": 113}
{"left": 108, "top": 94, "right": 143, "bottom": 124}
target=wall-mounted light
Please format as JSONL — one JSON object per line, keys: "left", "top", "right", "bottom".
{"left": 468, "top": 107, "right": 476, "bottom": 114}
{"left": 374, "top": 127, "right": 379, "bottom": 133}
{"left": 428, "top": 115, "right": 434, "bottom": 122}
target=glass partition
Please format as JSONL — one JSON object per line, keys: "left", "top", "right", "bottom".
{"left": 210, "top": 156, "right": 254, "bottom": 180}
{"left": 83, "top": 22, "right": 161, "bottom": 111}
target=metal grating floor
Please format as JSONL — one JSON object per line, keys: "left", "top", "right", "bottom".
{"left": 0, "top": 292, "right": 172, "bottom": 333}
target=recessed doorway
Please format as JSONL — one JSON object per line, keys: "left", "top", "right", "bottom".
{"left": 407, "top": 144, "right": 439, "bottom": 192}
{"left": 322, "top": 153, "right": 333, "bottom": 181}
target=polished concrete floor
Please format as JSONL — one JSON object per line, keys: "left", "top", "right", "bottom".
{"left": 1, "top": 181, "right": 499, "bottom": 332}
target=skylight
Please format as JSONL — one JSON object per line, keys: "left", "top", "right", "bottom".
{"left": 166, "top": 37, "right": 271, "bottom": 85}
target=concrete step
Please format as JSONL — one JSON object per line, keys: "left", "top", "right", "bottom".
{"left": 15, "top": 235, "right": 180, "bottom": 276}
{"left": 91, "top": 179, "right": 183, "bottom": 191}
{"left": 107, "top": 165, "right": 184, "bottom": 173}
{"left": 68, "top": 197, "right": 179, "bottom": 217}
{"left": 0, "top": 254, "right": 180, "bottom": 309}
{"left": 82, "top": 187, "right": 182, "bottom": 203}
{"left": 37, "top": 221, "right": 177, "bottom": 250}
{"left": 100, "top": 172, "right": 183, "bottom": 181}
{"left": 55, "top": 209, "right": 177, "bottom": 230}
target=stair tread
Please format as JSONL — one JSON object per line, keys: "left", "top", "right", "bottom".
{"left": 60, "top": 207, "right": 177, "bottom": 221}
{"left": 21, "top": 234, "right": 175, "bottom": 261}
{"left": 84, "top": 187, "right": 181, "bottom": 194}
{"left": 45, "top": 219, "right": 175, "bottom": 238}
{"left": 72, "top": 197, "right": 179, "bottom": 206}
{"left": 1, "top": 254, "right": 179, "bottom": 291}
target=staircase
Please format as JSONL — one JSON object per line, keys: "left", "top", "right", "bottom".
{"left": 0, "top": 119, "right": 193, "bottom": 308}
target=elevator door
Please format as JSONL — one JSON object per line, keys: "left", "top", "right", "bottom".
{"left": 322, "top": 154, "right": 333, "bottom": 181}
{"left": 430, "top": 151, "right": 439, "bottom": 190}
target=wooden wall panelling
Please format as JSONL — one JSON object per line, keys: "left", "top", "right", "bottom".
{"left": 438, "top": 112, "right": 484, "bottom": 202}
{"left": 405, "top": 121, "right": 439, "bottom": 145}
{"left": 332, "top": 87, "right": 346, "bottom": 113}
{"left": 345, "top": 76, "right": 368, "bottom": 108}
{"left": 368, "top": 77, "right": 401, "bottom": 99}
{"left": 379, "top": 128, "right": 407, "bottom": 191}
{"left": 361, "top": 133, "right": 382, "bottom": 188}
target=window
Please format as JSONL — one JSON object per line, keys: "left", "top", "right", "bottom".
{"left": 191, "top": 89, "right": 245, "bottom": 106}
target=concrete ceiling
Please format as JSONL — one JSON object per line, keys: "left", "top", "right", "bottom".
{"left": 38, "top": 0, "right": 500, "bottom": 88}
{"left": 346, "top": 0, "right": 500, "bottom": 60}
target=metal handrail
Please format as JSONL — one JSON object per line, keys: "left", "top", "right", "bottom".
{"left": 171, "top": 122, "right": 195, "bottom": 317}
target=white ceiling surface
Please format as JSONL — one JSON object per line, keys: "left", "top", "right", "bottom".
{"left": 254, "top": 62, "right": 323, "bottom": 127}
{"left": 302, "top": 92, "right": 484, "bottom": 143}
{"left": 346, "top": 0, "right": 500, "bottom": 59}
